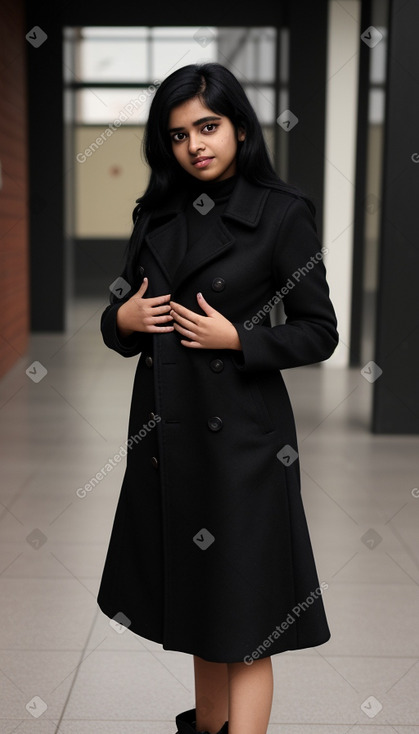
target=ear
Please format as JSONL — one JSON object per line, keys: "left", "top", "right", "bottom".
{"left": 238, "top": 126, "right": 246, "bottom": 142}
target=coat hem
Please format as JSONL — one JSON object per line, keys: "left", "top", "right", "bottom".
{"left": 160, "top": 634, "right": 332, "bottom": 663}
{"left": 97, "top": 601, "right": 331, "bottom": 663}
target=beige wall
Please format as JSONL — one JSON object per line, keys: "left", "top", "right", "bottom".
{"left": 75, "top": 126, "right": 149, "bottom": 237}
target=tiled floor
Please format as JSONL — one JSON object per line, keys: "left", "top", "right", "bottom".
{"left": 1, "top": 297, "right": 418, "bottom": 733}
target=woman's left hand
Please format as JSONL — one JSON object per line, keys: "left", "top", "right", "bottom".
{"left": 169, "top": 293, "right": 242, "bottom": 350}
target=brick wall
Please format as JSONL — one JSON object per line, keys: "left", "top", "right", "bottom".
{"left": 0, "top": 0, "right": 29, "bottom": 378}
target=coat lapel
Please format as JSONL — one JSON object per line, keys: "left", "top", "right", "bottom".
{"left": 171, "top": 215, "right": 235, "bottom": 293}
{"left": 143, "top": 175, "right": 271, "bottom": 291}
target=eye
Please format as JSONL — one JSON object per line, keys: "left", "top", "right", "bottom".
{"left": 170, "top": 123, "right": 219, "bottom": 143}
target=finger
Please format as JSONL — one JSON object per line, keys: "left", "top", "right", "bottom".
{"left": 169, "top": 300, "right": 199, "bottom": 319}
{"left": 146, "top": 293, "right": 172, "bottom": 306}
{"left": 134, "top": 279, "right": 147, "bottom": 299}
{"left": 196, "top": 292, "right": 215, "bottom": 315}
{"left": 180, "top": 339, "right": 202, "bottom": 348}
{"left": 170, "top": 310, "right": 198, "bottom": 329}
{"left": 150, "top": 293, "right": 172, "bottom": 305}
{"left": 172, "top": 322, "right": 197, "bottom": 338}
{"left": 142, "top": 311, "right": 173, "bottom": 326}
{"left": 150, "top": 303, "right": 173, "bottom": 315}
{"left": 147, "top": 325, "right": 175, "bottom": 333}
{"left": 151, "top": 313, "right": 174, "bottom": 323}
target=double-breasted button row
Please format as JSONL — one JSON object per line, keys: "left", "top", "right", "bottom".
{"left": 145, "top": 355, "right": 153, "bottom": 367}
{"left": 208, "top": 416, "right": 223, "bottom": 431}
{"left": 212, "top": 277, "right": 225, "bottom": 292}
{"left": 150, "top": 406, "right": 158, "bottom": 467}
{"left": 208, "top": 355, "right": 223, "bottom": 428}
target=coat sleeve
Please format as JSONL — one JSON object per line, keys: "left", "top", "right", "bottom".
{"left": 231, "top": 196, "right": 339, "bottom": 372}
{"left": 100, "top": 207, "right": 152, "bottom": 358}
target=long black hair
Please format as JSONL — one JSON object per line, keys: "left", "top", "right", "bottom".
{"left": 135, "top": 62, "right": 315, "bottom": 217}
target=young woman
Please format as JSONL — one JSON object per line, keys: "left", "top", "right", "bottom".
{"left": 97, "top": 62, "right": 339, "bottom": 734}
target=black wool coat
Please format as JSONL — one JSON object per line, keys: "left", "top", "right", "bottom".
{"left": 97, "top": 174, "right": 339, "bottom": 664}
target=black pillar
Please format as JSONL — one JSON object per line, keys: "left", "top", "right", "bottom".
{"left": 25, "top": 5, "right": 65, "bottom": 331}
{"left": 350, "top": 0, "right": 372, "bottom": 366}
{"left": 287, "top": 0, "right": 328, "bottom": 241}
{"left": 372, "top": 0, "right": 419, "bottom": 433}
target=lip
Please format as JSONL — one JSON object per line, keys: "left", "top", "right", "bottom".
{"left": 192, "top": 157, "right": 214, "bottom": 168}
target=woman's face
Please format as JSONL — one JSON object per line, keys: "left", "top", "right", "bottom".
{"left": 168, "top": 96, "right": 245, "bottom": 182}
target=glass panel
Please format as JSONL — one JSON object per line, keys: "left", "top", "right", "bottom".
{"left": 78, "top": 39, "right": 149, "bottom": 82}
{"left": 75, "top": 26, "right": 220, "bottom": 82}
{"left": 279, "top": 28, "right": 289, "bottom": 84}
{"left": 369, "top": 88, "right": 385, "bottom": 125}
{"left": 75, "top": 87, "right": 158, "bottom": 124}
{"left": 369, "top": 27, "right": 387, "bottom": 84}
{"left": 81, "top": 27, "right": 149, "bottom": 38}
{"left": 244, "top": 86, "right": 276, "bottom": 124}
{"left": 152, "top": 34, "right": 218, "bottom": 78}
{"left": 72, "top": 26, "right": 276, "bottom": 86}
{"left": 151, "top": 26, "right": 214, "bottom": 38}
{"left": 219, "top": 28, "right": 276, "bottom": 83}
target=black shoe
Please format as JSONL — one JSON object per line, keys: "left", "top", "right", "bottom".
{"left": 175, "top": 707, "right": 228, "bottom": 734}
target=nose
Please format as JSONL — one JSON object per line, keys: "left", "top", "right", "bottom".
{"left": 188, "top": 131, "right": 204, "bottom": 154}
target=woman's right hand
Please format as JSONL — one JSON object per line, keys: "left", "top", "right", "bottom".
{"left": 116, "top": 277, "right": 174, "bottom": 337}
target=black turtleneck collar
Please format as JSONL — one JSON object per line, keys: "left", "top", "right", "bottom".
{"left": 184, "top": 173, "right": 238, "bottom": 201}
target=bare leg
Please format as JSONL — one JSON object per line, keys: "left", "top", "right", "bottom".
{"left": 193, "top": 655, "right": 229, "bottom": 733}
{"left": 227, "top": 657, "right": 273, "bottom": 734}
{"left": 193, "top": 655, "right": 273, "bottom": 734}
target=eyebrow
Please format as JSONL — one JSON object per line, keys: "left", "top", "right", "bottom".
{"left": 168, "top": 116, "right": 222, "bottom": 133}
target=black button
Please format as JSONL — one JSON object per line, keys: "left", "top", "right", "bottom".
{"left": 212, "top": 277, "right": 225, "bottom": 292}
{"left": 208, "top": 416, "right": 223, "bottom": 431}
{"left": 145, "top": 356, "right": 153, "bottom": 367}
{"left": 149, "top": 412, "right": 156, "bottom": 420}
{"left": 210, "top": 359, "right": 224, "bottom": 373}
{"left": 151, "top": 456, "right": 158, "bottom": 469}
{"left": 139, "top": 265, "right": 145, "bottom": 276}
